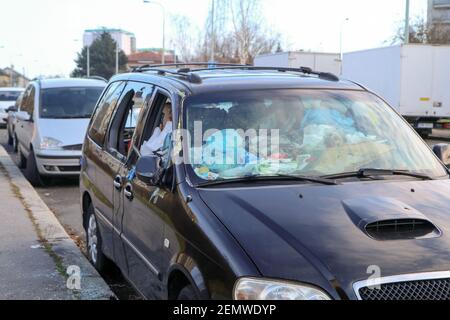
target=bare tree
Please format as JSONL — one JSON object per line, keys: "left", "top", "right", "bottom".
{"left": 390, "top": 16, "right": 450, "bottom": 45}
{"left": 169, "top": 0, "right": 280, "bottom": 64}
{"left": 229, "top": 0, "right": 279, "bottom": 64}
{"left": 170, "top": 15, "right": 198, "bottom": 62}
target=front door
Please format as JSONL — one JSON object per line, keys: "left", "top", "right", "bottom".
{"left": 16, "top": 85, "right": 35, "bottom": 157}
{"left": 119, "top": 90, "right": 173, "bottom": 299}
{"left": 103, "top": 81, "right": 159, "bottom": 287}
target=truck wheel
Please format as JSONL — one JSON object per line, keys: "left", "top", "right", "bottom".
{"left": 17, "top": 146, "right": 26, "bottom": 169}
{"left": 417, "top": 129, "right": 431, "bottom": 139}
{"left": 7, "top": 130, "right": 13, "bottom": 145}
{"left": 25, "top": 149, "right": 44, "bottom": 187}
{"left": 12, "top": 134, "right": 18, "bottom": 152}
{"left": 177, "top": 285, "right": 199, "bottom": 300}
{"left": 86, "top": 203, "right": 108, "bottom": 272}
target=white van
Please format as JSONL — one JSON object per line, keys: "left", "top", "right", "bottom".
{"left": 14, "top": 78, "right": 105, "bottom": 186}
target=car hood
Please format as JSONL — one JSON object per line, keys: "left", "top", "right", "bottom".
{"left": 37, "top": 118, "right": 90, "bottom": 146}
{"left": 198, "top": 179, "right": 450, "bottom": 299}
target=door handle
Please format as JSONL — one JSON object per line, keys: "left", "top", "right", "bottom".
{"left": 113, "top": 175, "right": 122, "bottom": 190}
{"left": 124, "top": 183, "right": 134, "bottom": 201}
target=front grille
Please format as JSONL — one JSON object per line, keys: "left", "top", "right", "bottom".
{"left": 358, "top": 278, "right": 450, "bottom": 300}
{"left": 58, "top": 166, "right": 81, "bottom": 172}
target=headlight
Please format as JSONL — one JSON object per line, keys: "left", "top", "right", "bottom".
{"left": 40, "top": 137, "right": 64, "bottom": 150}
{"left": 233, "top": 278, "right": 331, "bottom": 300}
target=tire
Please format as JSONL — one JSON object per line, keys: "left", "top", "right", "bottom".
{"left": 86, "top": 203, "right": 108, "bottom": 272}
{"left": 7, "top": 130, "right": 13, "bottom": 145}
{"left": 417, "top": 129, "right": 431, "bottom": 139}
{"left": 177, "top": 285, "right": 199, "bottom": 300}
{"left": 25, "top": 149, "right": 45, "bottom": 187}
{"left": 12, "top": 134, "right": 18, "bottom": 152}
{"left": 17, "top": 146, "right": 26, "bottom": 169}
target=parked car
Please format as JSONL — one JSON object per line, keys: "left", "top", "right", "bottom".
{"left": 80, "top": 64, "right": 450, "bottom": 300}
{"left": 5, "top": 92, "right": 24, "bottom": 149}
{"left": 15, "top": 78, "right": 105, "bottom": 186}
{"left": 0, "top": 87, "right": 24, "bottom": 128}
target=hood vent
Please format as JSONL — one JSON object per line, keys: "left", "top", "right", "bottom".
{"left": 365, "top": 219, "right": 441, "bottom": 241}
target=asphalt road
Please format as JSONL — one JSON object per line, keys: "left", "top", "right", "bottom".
{"left": 1, "top": 127, "right": 449, "bottom": 300}
{"left": 0, "top": 129, "right": 140, "bottom": 300}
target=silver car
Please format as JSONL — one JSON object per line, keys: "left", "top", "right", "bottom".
{"left": 0, "top": 87, "right": 24, "bottom": 128}
{"left": 14, "top": 78, "right": 105, "bottom": 186}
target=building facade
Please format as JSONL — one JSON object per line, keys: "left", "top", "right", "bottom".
{"left": 0, "top": 67, "right": 29, "bottom": 88}
{"left": 83, "top": 28, "right": 137, "bottom": 55}
{"left": 127, "top": 48, "right": 176, "bottom": 69}
{"left": 428, "top": 0, "right": 450, "bottom": 25}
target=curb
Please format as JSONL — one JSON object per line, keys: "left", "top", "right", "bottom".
{"left": 0, "top": 145, "right": 116, "bottom": 300}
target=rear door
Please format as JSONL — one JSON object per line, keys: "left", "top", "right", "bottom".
{"left": 400, "top": 46, "right": 434, "bottom": 117}
{"left": 431, "top": 46, "right": 450, "bottom": 117}
{"left": 85, "top": 81, "right": 126, "bottom": 258}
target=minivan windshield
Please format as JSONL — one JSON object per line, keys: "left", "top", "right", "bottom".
{"left": 0, "top": 90, "right": 22, "bottom": 102}
{"left": 184, "top": 89, "right": 447, "bottom": 182}
{"left": 40, "top": 87, "right": 104, "bottom": 119}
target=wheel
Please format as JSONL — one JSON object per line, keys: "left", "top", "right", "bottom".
{"left": 25, "top": 149, "right": 45, "bottom": 187}
{"left": 86, "top": 203, "right": 108, "bottom": 272}
{"left": 416, "top": 129, "right": 431, "bottom": 139}
{"left": 177, "top": 285, "right": 199, "bottom": 300}
{"left": 17, "top": 146, "right": 26, "bottom": 169}
{"left": 12, "top": 134, "right": 18, "bottom": 152}
{"left": 7, "top": 130, "right": 13, "bottom": 145}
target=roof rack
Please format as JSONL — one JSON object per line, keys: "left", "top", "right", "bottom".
{"left": 188, "top": 66, "right": 340, "bottom": 82}
{"left": 136, "top": 68, "right": 203, "bottom": 84}
{"left": 131, "top": 64, "right": 340, "bottom": 84}
{"left": 132, "top": 62, "right": 249, "bottom": 72}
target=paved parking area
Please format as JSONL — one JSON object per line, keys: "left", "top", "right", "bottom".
{"left": 0, "top": 129, "right": 140, "bottom": 300}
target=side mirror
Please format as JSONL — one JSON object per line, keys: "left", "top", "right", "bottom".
{"left": 136, "top": 156, "right": 160, "bottom": 185}
{"left": 15, "top": 111, "right": 31, "bottom": 122}
{"left": 433, "top": 143, "right": 450, "bottom": 166}
{"left": 6, "top": 106, "right": 17, "bottom": 112}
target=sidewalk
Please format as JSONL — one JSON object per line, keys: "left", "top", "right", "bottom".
{"left": 0, "top": 146, "right": 114, "bottom": 300}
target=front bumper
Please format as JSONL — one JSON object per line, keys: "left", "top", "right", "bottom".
{"left": 35, "top": 150, "right": 82, "bottom": 176}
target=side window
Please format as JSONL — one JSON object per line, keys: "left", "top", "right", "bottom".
{"left": 137, "top": 92, "right": 173, "bottom": 164}
{"left": 21, "top": 85, "right": 35, "bottom": 116}
{"left": 106, "top": 82, "right": 154, "bottom": 160}
{"left": 88, "top": 81, "right": 126, "bottom": 146}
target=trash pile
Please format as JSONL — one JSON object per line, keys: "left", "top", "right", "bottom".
{"left": 190, "top": 106, "right": 383, "bottom": 180}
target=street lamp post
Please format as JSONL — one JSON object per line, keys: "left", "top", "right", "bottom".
{"left": 339, "top": 18, "right": 350, "bottom": 76}
{"left": 210, "top": 0, "right": 215, "bottom": 62}
{"left": 143, "top": 0, "right": 166, "bottom": 64}
{"left": 115, "top": 42, "right": 119, "bottom": 74}
{"left": 87, "top": 46, "right": 91, "bottom": 77}
{"left": 339, "top": 18, "right": 350, "bottom": 62}
{"left": 74, "top": 39, "right": 90, "bottom": 77}
{"left": 404, "top": 0, "right": 410, "bottom": 44}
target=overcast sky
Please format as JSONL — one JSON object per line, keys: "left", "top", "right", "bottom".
{"left": 0, "top": 0, "right": 427, "bottom": 78}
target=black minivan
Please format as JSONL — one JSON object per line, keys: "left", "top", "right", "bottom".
{"left": 80, "top": 64, "right": 450, "bottom": 300}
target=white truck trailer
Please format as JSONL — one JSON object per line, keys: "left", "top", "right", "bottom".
{"left": 342, "top": 44, "right": 450, "bottom": 136}
{"left": 254, "top": 51, "right": 341, "bottom": 76}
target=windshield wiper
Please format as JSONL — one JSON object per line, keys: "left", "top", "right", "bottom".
{"left": 322, "top": 168, "right": 434, "bottom": 181}
{"left": 196, "top": 174, "right": 340, "bottom": 187}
